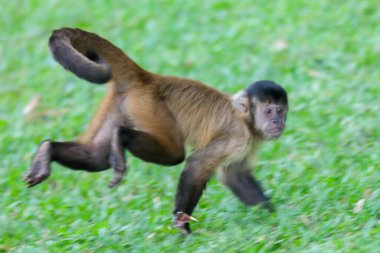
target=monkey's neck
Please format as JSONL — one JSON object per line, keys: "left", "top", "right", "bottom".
{"left": 248, "top": 124, "right": 265, "bottom": 141}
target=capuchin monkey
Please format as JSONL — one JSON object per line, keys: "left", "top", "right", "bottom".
{"left": 24, "top": 28, "right": 289, "bottom": 234}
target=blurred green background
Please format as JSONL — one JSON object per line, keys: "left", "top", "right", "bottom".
{"left": 0, "top": 0, "right": 379, "bottom": 252}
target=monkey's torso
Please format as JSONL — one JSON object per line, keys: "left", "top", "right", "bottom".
{"left": 148, "top": 75, "right": 253, "bottom": 155}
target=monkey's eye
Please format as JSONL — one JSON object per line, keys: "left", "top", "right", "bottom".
{"left": 265, "top": 108, "right": 272, "bottom": 114}
{"left": 276, "top": 107, "right": 283, "bottom": 113}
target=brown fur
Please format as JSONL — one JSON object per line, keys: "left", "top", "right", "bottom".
{"left": 25, "top": 28, "right": 288, "bottom": 234}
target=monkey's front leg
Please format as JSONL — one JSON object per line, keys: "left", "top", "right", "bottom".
{"left": 220, "top": 161, "right": 274, "bottom": 212}
{"left": 173, "top": 141, "right": 228, "bottom": 234}
{"left": 173, "top": 167, "right": 211, "bottom": 234}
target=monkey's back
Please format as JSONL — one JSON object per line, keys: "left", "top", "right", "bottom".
{"left": 154, "top": 76, "right": 241, "bottom": 149}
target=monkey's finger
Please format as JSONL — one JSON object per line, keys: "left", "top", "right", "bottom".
{"left": 173, "top": 212, "right": 197, "bottom": 235}
{"left": 174, "top": 212, "right": 197, "bottom": 223}
{"left": 178, "top": 225, "right": 192, "bottom": 236}
{"left": 174, "top": 221, "right": 192, "bottom": 235}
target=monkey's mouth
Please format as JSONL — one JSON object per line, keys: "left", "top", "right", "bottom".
{"left": 267, "top": 127, "right": 283, "bottom": 133}
{"left": 265, "top": 128, "right": 283, "bottom": 139}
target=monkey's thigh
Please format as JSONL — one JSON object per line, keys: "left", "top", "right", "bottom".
{"left": 121, "top": 90, "right": 185, "bottom": 165}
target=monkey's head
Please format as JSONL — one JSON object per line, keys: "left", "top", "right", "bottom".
{"left": 232, "top": 80, "right": 288, "bottom": 140}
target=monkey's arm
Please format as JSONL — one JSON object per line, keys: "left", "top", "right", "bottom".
{"left": 173, "top": 138, "right": 235, "bottom": 234}
{"left": 219, "top": 160, "right": 274, "bottom": 212}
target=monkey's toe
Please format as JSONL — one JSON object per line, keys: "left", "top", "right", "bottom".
{"left": 262, "top": 201, "right": 275, "bottom": 212}
{"left": 23, "top": 171, "right": 50, "bottom": 187}
{"left": 108, "top": 177, "right": 123, "bottom": 188}
{"left": 24, "top": 159, "right": 51, "bottom": 187}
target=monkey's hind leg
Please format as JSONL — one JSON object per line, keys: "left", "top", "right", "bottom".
{"left": 108, "top": 128, "right": 127, "bottom": 188}
{"left": 121, "top": 90, "right": 185, "bottom": 166}
{"left": 118, "top": 127, "right": 185, "bottom": 166}
{"left": 24, "top": 140, "right": 114, "bottom": 187}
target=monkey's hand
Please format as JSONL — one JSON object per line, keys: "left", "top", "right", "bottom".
{"left": 173, "top": 211, "right": 197, "bottom": 235}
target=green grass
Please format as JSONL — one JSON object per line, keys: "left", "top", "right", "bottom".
{"left": 1, "top": 0, "right": 380, "bottom": 252}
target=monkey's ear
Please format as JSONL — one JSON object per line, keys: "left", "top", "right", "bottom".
{"left": 232, "top": 90, "right": 250, "bottom": 115}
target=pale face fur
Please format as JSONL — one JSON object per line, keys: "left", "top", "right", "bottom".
{"left": 253, "top": 98, "right": 288, "bottom": 140}
{"left": 232, "top": 90, "right": 288, "bottom": 140}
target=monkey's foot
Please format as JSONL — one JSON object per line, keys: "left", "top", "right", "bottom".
{"left": 108, "top": 175, "right": 123, "bottom": 188}
{"left": 108, "top": 160, "right": 126, "bottom": 188}
{"left": 173, "top": 212, "right": 197, "bottom": 235}
{"left": 24, "top": 160, "right": 51, "bottom": 187}
{"left": 107, "top": 163, "right": 126, "bottom": 188}
{"left": 108, "top": 143, "right": 127, "bottom": 188}
{"left": 262, "top": 201, "right": 275, "bottom": 212}
{"left": 24, "top": 141, "right": 51, "bottom": 187}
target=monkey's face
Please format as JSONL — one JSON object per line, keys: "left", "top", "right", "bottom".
{"left": 232, "top": 81, "right": 288, "bottom": 140}
{"left": 253, "top": 101, "right": 288, "bottom": 140}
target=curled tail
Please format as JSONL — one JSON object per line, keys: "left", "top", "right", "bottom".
{"left": 49, "top": 28, "right": 139, "bottom": 84}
